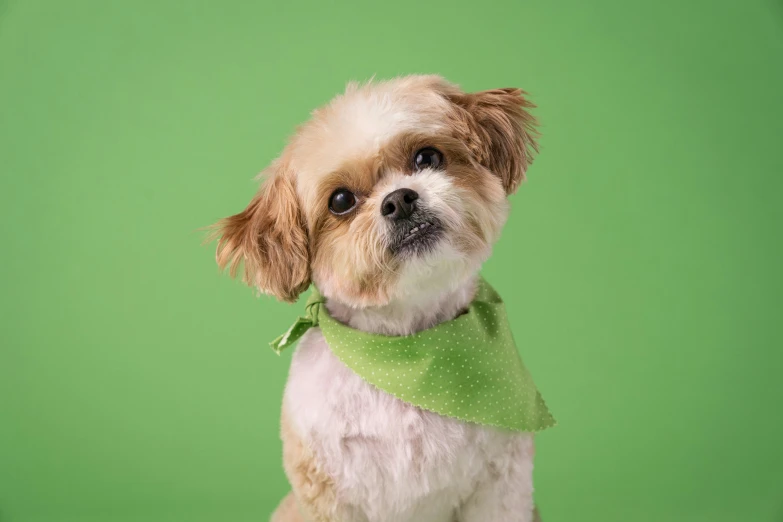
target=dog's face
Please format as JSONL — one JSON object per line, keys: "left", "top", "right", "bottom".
{"left": 214, "top": 75, "right": 538, "bottom": 307}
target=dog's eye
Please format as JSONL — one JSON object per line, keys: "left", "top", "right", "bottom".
{"left": 328, "top": 189, "right": 357, "bottom": 215}
{"left": 413, "top": 148, "right": 444, "bottom": 171}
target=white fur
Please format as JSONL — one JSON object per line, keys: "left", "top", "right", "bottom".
{"left": 376, "top": 169, "right": 507, "bottom": 303}
{"left": 282, "top": 276, "right": 537, "bottom": 522}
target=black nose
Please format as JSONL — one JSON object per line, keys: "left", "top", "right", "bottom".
{"left": 381, "top": 188, "right": 418, "bottom": 220}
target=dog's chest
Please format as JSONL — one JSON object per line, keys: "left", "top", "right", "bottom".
{"left": 283, "top": 329, "right": 516, "bottom": 522}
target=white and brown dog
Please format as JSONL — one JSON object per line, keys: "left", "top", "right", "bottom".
{"left": 213, "top": 75, "right": 542, "bottom": 522}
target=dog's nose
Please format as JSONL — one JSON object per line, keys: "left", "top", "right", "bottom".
{"left": 381, "top": 188, "right": 418, "bottom": 221}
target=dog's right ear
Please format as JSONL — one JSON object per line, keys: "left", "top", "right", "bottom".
{"left": 211, "top": 160, "right": 310, "bottom": 302}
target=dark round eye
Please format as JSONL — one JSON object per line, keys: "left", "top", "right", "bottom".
{"left": 328, "top": 188, "right": 357, "bottom": 215}
{"left": 413, "top": 147, "right": 444, "bottom": 171}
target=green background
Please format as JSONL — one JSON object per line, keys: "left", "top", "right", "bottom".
{"left": 2, "top": 0, "right": 782, "bottom": 521}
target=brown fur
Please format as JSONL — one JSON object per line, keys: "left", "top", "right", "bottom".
{"left": 381, "top": 131, "right": 476, "bottom": 174}
{"left": 308, "top": 163, "right": 400, "bottom": 307}
{"left": 444, "top": 87, "right": 539, "bottom": 194}
{"left": 279, "top": 408, "right": 340, "bottom": 522}
{"left": 211, "top": 160, "right": 310, "bottom": 302}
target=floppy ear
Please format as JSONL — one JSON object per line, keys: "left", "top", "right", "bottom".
{"left": 448, "top": 87, "right": 539, "bottom": 194}
{"left": 212, "top": 160, "right": 310, "bottom": 302}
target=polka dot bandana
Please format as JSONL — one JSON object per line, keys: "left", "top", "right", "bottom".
{"left": 270, "top": 277, "right": 556, "bottom": 433}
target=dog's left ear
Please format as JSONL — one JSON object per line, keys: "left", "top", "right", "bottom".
{"left": 447, "top": 87, "right": 540, "bottom": 195}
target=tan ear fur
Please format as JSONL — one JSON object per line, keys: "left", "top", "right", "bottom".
{"left": 212, "top": 161, "right": 310, "bottom": 302}
{"left": 448, "top": 88, "right": 540, "bottom": 194}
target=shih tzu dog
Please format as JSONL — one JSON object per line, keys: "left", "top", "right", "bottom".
{"left": 212, "top": 75, "right": 548, "bottom": 522}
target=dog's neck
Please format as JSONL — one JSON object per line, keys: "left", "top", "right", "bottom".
{"left": 325, "top": 275, "right": 479, "bottom": 336}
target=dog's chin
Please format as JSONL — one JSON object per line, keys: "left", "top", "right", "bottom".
{"left": 388, "top": 236, "right": 484, "bottom": 304}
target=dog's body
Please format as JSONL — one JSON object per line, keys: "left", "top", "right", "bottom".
{"left": 277, "top": 277, "right": 536, "bottom": 522}
{"left": 212, "top": 75, "right": 544, "bottom": 522}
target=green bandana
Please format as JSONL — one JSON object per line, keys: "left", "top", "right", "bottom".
{"left": 271, "top": 277, "right": 555, "bottom": 433}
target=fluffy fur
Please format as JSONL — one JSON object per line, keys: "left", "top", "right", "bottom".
{"left": 212, "top": 75, "right": 541, "bottom": 522}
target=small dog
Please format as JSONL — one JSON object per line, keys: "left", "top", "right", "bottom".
{"left": 213, "top": 75, "right": 543, "bottom": 522}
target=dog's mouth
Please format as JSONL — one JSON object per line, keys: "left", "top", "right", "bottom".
{"left": 389, "top": 216, "right": 443, "bottom": 256}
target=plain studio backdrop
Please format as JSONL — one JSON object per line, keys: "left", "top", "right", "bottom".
{"left": 1, "top": 1, "right": 782, "bottom": 521}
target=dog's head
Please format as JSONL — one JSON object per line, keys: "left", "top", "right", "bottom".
{"left": 213, "top": 75, "right": 538, "bottom": 308}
